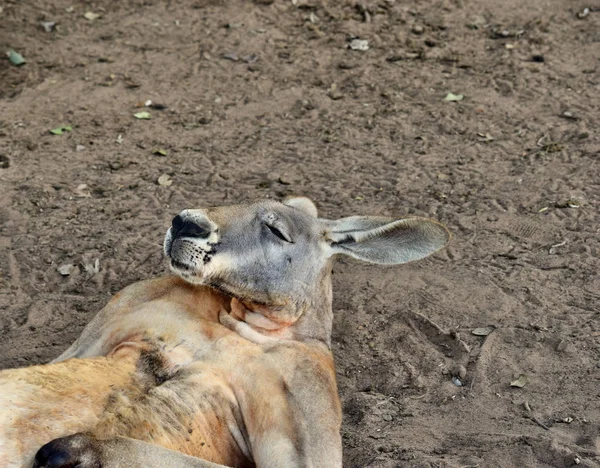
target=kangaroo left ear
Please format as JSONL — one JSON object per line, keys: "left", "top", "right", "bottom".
{"left": 324, "top": 216, "right": 450, "bottom": 265}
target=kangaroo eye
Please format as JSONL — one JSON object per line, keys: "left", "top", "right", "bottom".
{"left": 266, "top": 224, "right": 292, "bottom": 243}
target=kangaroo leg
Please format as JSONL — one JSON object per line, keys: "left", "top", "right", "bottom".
{"left": 0, "top": 349, "right": 140, "bottom": 468}
{"left": 33, "top": 434, "right": 232, "bottom": 468}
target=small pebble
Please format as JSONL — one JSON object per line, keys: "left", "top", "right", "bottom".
{"left": 348, "top": 38, "right": 369, "bottom": 51}
{"left": 577, "top": 7, "right": 590, "bottom": 19}
{"left": 411, "top": 24, "right": 424, "bottom": 35}
{"left": 451, "top": 364, "right": 467, "bottom": 380}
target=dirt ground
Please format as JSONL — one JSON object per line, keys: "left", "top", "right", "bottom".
{"left": 1, "top": 0, "right": 599, "bottom": 466}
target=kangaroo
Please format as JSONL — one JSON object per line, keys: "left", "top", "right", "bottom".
{"left": 0, "top": 196, "right": 449, "bottom": 468}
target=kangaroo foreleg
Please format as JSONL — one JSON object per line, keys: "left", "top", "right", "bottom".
{"left": 33, "top": 434, "right": 232, "bottom": 468}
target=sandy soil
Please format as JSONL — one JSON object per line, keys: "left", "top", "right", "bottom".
{"left": 1, "top": 0, "right": 599, "bottom": 466}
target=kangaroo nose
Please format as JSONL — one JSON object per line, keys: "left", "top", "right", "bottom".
{"left": 171, "top": 215, "right": 211, "bottom": 239}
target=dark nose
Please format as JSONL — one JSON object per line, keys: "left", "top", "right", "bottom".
{"left": 171, "top": 215, "right": 211, "bottom": 239}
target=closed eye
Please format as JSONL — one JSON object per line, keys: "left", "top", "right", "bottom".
{"left": 266, "top": 224, "right": 293, "bottom": 243}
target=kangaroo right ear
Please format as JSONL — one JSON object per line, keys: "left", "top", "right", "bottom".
{"left": 323, "top": 216, "right": 450, "bottom": 265}
{"left": 283, "top": 196, "right": 318, "bottom": 217}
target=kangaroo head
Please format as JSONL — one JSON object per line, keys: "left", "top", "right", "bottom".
{"left": 164, "top": 197, "right": 450, "bottom": 344}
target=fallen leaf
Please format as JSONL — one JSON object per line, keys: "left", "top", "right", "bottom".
{"left": 510, "top": 374, "right": 528, "bottom": 388}
{"left": 472, "top": 326, "right": 495, "bottom": 336}
{"left": 133, "top": 111, "right": 151, "bottom": 120}
{"left": 49, "top": 125, "right": 72, "bottom": 135}
{"left": 152, "top": 148, "right": 168, "bottom": 156}
{"left": 82, "top": 258, "right": 100, "bottom": 275}
{"left": 548, "top": 240, "right": 567, "bottom": 255}
{"left": 348, "top": 38, "right": 369, "bottom": 51}
{"left": 560, "top": 111, "right": 578, "bottom": 120}
{"left": 83, "top": 11, "right": 101, "bottom": 21}
{"left": 58, "top": 264, "right": 75, "bottom": 276}
{"left": 477, "top": 132, "right": 494, "bottom": 142}
{"left": 73, "top": 184, "right": 91, "bottom": 198}
{"left": 444, "top": 92, "right": 464, "bottom": 102}
{"left": 41, "top": 21, "right": 56, "bottom": 32}
{"left": 7, "top": 50, "right": 26, "bottom": 66}
{"left": 555, "top": 199, "right": 581, "bottom": 209}
{"left": 157, "top": 174, "right": 173, "bottom": 186}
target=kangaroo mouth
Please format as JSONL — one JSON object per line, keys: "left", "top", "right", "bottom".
{"left": 166, "top": 241, "right": 221, "bottom": 287}
{"left": 164, "top": 226, "right": 218, "bottom": 271}
{"left": 168, "top": 255, "right": 207, "bottom": 285}
{"left": 170, "top": 258, "right": 194, "bottom": 272}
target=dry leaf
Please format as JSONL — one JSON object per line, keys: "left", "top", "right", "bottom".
{"left": 158, "top": 174, "right": 173, "bottom": 186}
{"left": 49, "top": 125, "right": 72, "bottom": 135}
{"left": 73, "top": 184, "right": 91, "bottom": 198}
{"left": 348, "top": 39, "right": 369, "bottom": 51}
{"left": 84, "top": 11, "right": 101, "bottom": 21}
{"left": 41, "top": 21, "right": 56, "bottom": 32}
{"left": 472, "top": 326, "right": 495, "bottom": 336}
{"left": 444, "top": 92, "right": 464, "bottom": 102}
{"left": 82, "top": 258, "right": 100, "bottom": 275}
{"left": 510, "top": 374, "right": 528, "bottom": 388}
{"left": 7, "top": 50, "right": 26, "bottom": 66}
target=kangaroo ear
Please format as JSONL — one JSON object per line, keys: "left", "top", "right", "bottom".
{"left": 283, "top": 196, "right": 318, "bottom": 217}
{"left": 324, "top": 216, "right": 450, "bottom": 265}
